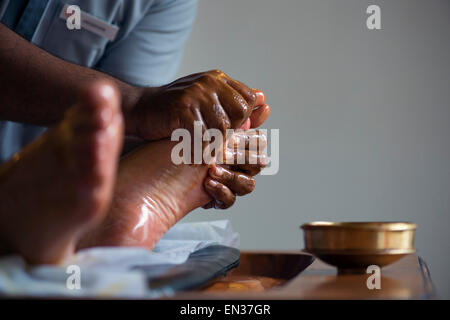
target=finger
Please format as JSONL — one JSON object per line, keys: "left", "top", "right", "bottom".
{"left": 253, "top": 89, "right": 266, "bottom": 106}
{"left": 200, "top": 94, "right": 231, "bottom": 135}
{"left": 239, "top": 118, "right": 251, "bottom": 131}
{"left": 218, "top": 84, "right": 252, "bottom": 129}
{"left": 226, "top": 78, "right": 258, "bottom": 109}
{"left": 250, "top": 104, "right": 271, "bottom": 128}
{"left": 220, "top": 163, "right": 264, "bottom": 177}
{"left": 224, "top": 148, "right": 268, "bottom": 166}
{"left": 209, "top": 166, "right": 255, "bottom": 196}
{"left": 202, "top": 201, "right": 215, "bottom": 210}
{"left": 181, "top": 106, "right": 207, "bottom": 164}
{"left": 221, "top": 150, "right": 268, "bottom": 176}
{"left": 227, "top": 129, "right": 268, "bottom": 151}
{"left": 204, "top": 177, "right": 236, "bottom": 209}
{"left": 226, "top": 164, "right": 264, "bottom": 177}
{"left": 200, "top": 98, "right": 230, "bottom": 162}
{"left": 220, "top": 149, "right": 267, "bottom": 177}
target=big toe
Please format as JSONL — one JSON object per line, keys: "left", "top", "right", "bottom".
{"left": 71, "top": 81, "right": 122, "bottom": 131}
{"left": 66, "top": 81, "right": 124, "bottom": 218}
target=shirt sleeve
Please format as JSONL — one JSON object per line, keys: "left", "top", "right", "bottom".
{"left": 94, "top": 0, "right": 198, "bottom": 87}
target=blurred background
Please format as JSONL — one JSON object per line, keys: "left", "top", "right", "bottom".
{"left": 177, "top": 0, "right": 450, "bottom": 298}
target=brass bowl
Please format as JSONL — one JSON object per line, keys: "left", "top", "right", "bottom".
{"left": 301, "top": 222, "right": 417, "bottom": 274}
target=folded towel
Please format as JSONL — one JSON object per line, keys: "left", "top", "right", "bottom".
{"left": 0, "top": 220, "right": 239, "bottom": 298}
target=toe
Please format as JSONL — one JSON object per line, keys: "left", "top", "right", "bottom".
{"left": 72, "top": 81, "right": 122, "bottom": 131}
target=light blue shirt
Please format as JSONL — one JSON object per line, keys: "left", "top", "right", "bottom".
{"left": 0, "top": 0, "right": 197, "bottom": 162}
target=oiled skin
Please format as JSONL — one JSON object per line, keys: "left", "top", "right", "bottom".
{"left": 0, "top": 73, "right": 269, "bottom": 263}
{"left": 78, "top": 132, "right": 267, "bottom": 250}
{"left": 78, "top": 140, "right": 210, "bottom": 249}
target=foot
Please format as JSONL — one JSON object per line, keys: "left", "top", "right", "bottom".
{"left": 0, "top": 81, "right": 123, "bottom": 264}
{"left": 78, "top": 131, "right": 268, "bottom": 250}
{"left": 77, "top": 139, "right": 211, "bottom": 250}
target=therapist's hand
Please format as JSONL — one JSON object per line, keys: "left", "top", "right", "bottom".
{"left": 203, "top": 101, "right": 271, "bottom": 210}
{"left": 125, "top": 70, "right": 265, "bottom": 141}
{"left": 202, "top": 129, "right": 270, "bottom": 209}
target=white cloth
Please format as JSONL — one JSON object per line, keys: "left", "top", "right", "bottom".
{"left": 0, "top": 220, "right": 239, "bottom": 298}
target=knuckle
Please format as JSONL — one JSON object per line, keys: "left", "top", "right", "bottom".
{"left": 178, "top": 93, "right": 193, "bottom": 109}
{"left": 191, "top": 81, "right": 204, "bottom": 91}
{"left": 209, "top": 69, "right": 223, "bottom": 76}
{"left": 228, "top": 170, "right": 236, "bottom": 185}
{"left": 210, "top": 107, "right": 231, "bottom": 133}
{"left": 241, "top": 103, "right": 249, "bottom": 116}
{"left": 247, "top": 91, "right": 257, "bottom": 106}
{"left": 207, "top": 69, "right": 228, "bottom": 82}
{"left": 200, "top": 73, "right": 216, "bottom": 84}
{"left": 217, "top": 170, "right": 233, "bottom": 186}
{"left": 234, "top": 103, "right": 248, "bottom": 120}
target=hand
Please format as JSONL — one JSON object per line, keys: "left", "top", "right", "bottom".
{"left": 126, "top": 70, "right": 264, "bottom": 142}
{"left": 202, "top": 83, "right": 271, "bottom": 210}
{"left": 203, "top": 129, "right": 269, "bottom": 209}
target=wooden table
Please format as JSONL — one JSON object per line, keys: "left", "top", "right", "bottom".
{"left": 176, "top": 251, "right": 435, "bottom": 299}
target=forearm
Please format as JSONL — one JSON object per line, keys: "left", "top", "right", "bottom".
{"left": 0, "top": 23, "right": 146, "bottom": 127}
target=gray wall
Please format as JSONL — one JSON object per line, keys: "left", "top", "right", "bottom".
{"left": 177, "top": 0, "right": 450, "bottom": 298}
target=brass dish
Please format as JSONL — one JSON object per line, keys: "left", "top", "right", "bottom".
{"left": 301, "top": 222, "right": 417, "bottom": 274}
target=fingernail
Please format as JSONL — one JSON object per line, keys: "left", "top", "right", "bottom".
{"left": 208, "top": 179, "right": 218, "bottom": 187}
{"left": 254, "top": 90, "right": 266, "bottom": 105}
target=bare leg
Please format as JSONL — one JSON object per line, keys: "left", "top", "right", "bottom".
{"left": 0, "top": 81, "right": 123, "bottom": 264}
